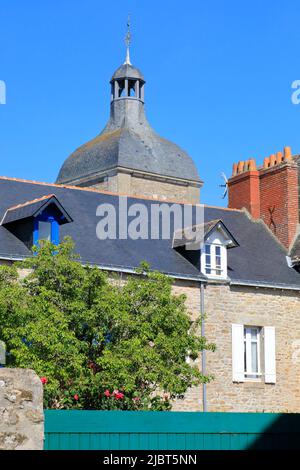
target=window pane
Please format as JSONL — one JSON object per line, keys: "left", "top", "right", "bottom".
{"left": 251, "top": 342, "right": 258, "bottom": 373}
{"left": 205, "top": 243, "right": 211, "bottom": 271}
{"left": 215, "top": 246, "right": 222, "bottom": 275}
{"left": 39, "top": 221, "right": 51, "bottom": 241}
{"left": 251, "top": 328, "right": 258, "bottom": 341}
{"left": 205, "top": 244, "right": 211, "bottom": 254}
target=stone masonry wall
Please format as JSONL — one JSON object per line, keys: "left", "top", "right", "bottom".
{"left": 171, "top": 281, "right": 300, "bottom": 412}
{"left": 0, "top": 368, "right": 44, "bottom": 450}
{"left": 130, "top": 176, "right": 200, "bottom": 205}
{"left": 90, "top": 173, "right": 200, "bottom": 205}
{"left": 171, "top": 280, "right": 203, "bottom": 411}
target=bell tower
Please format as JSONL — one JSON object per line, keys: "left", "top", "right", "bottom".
{"left": 56, "top": 21, "right": 202, "bottom": 204}
{"left": 110, "top": 22, "right": 145, "bottom": 104}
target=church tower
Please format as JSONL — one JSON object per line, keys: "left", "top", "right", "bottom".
{"left": 56, "top": 27, "right": 202, "bottom": 204}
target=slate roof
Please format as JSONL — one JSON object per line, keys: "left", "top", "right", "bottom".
{"left": 56, "top": 62, "right": 201, "bottom": 186}
{"left": 111, "top": 63, "right": 145, "bottom": 81}
{"left": 56, "top": 125, "right": 201, "bottom": 186}
{"left": 0, "top": 177, "right": 299, "bottom": 289}
{"left": 1, "top": 194, "right": 72, "bottom": 226}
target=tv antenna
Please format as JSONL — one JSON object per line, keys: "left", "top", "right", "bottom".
{"left": 219, "top": 172, "right": 228, "bottom": 199}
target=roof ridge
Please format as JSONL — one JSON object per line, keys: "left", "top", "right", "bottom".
{"left": 0, "top": 176, "right": 254, "bottom": 212}
{"left": 6, "top": 193, "right": 56, "bottom": 212}
{"left": 0, "top": 175, "right": 202, "bottom": 205}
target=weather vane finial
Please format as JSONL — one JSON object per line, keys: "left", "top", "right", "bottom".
{"left": 124, "top": 14, "right": 132, "bottom": 65}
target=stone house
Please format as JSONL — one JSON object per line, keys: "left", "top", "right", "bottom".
{"left": 1, "top": 49, "right": 300, "bottom": 412}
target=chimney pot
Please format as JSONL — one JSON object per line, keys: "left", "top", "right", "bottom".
{"left": 232, "top": 163, "right": 238, "bottom": 176}
{"left": 276, "top": 151, "right": 283, "bottom": 164}
{"left": 270, "top": 154, "right": 276, "bottom": 167}
{"left": 284, "top": 146, "right": 292, "bottom": 161}
{"left": 263, "top": 157, "right": 270, "bottom": 169}
{"left": 248, "top": 158, "right": 257, "bottom": 171}
{"left": 275, "top": 152, "right": 282, "bottom": 165}
{"left": 237, "top": 161, "right": 244, "bottom": 174}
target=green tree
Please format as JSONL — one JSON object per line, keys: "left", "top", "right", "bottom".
{"left": 0, "top": 237, "right": 215, "bottom": 410}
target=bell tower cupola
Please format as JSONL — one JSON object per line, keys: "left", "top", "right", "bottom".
{"left": 55, "top": 18, "right": 202, "bottom": 204}
{"left": 110, "top": 19, "right": 145, "bottom": 104}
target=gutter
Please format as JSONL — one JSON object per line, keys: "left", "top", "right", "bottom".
{"left": 81, "top": 262, "right": 205, "bottom": 283}
{"left": 0, "top": 254, "right": 27, "bottom": 261}
{"left": 1, "top": 254, "right": 299, "bottom": 290}
{"left": 230, "top": 279, "right": 300, "bottom": 292}
{"left": 7, "top": 253, "right": 204, "bottom": 283}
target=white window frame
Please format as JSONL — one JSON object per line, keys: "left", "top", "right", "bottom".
{"left": 232, "top": 324, "right": 276, "bottom": 384}
{"left": 244, "top": 326, "right": 262, "bottom": 380}
{"left": 201, "top": 227, "right": 230, "bottom": 279}
{"left": 201, "top": 242, "right": 227, "bottom": 279}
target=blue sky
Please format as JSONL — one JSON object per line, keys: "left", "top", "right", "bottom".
{"left": 1, "top": 0, "right": 300, "bottom": 206}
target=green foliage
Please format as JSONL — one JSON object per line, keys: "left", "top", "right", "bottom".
{"left": 0, "top": 237, "right": 215, "bottom": 410}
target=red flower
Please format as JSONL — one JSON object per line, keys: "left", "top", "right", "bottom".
{"left": 115, "top": 392, "right": 124, "bottom": 400}
{"left": 74, "top": 394, "right": 79, "bottom": 401}
{"left": 40, "top": 377, "right": 48, "bottom": 385}
{"left": 104, "top": 389, "right": 110, "bottom": 397}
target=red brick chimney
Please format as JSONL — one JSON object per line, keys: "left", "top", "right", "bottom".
{"left": 228, "top": 146, "right": 299, "bottom": 249}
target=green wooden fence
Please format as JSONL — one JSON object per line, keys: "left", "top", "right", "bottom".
{"left": 44, "top": 411, "right": 300, "bottom": 450}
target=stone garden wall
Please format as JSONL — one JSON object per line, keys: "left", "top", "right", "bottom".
{"left": 0, "top": 368, "right": 44, "bottom": 450}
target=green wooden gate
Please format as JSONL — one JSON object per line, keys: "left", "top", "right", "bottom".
{"left": 44, "top": 411, "right": 300, "bottom": 450}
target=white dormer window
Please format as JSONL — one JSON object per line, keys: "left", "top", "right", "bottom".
{"left": 200, "top": 223, "right": 234, "bottom": 279}
{"left": 173, "top": 219, "right": 238, "bottom": 280}
{"left": 202, "top": 242, "right": 227, "bottom": 278}
{"left": 205, "top": 244, "right": 222, "bottom": 276}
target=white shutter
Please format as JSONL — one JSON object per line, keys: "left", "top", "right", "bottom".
{"left": 264, "top": 326, "right": 276, "bottom": 383}
{"left": 232, "top": 324, "right": 244, "bottom": 382}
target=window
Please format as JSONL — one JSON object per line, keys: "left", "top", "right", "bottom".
{"left": 215, "top": 246, "right": 222, "bottom": 276}
{"left": 202, "top": 243, "right": 226, "bottom": 278}
{"left": 38, "top": 221, "right": 51, "bottom": 241}
{"left": 232, "top": 324, "right": 276, "bottom": 384}
{"left": 244, "top": 327, "right": 261, "bottom": 379}
{"left": 205, "top": 244, "right": 211, "bottom": 274}
{"left": 33, "top": 215, "right": 59, "bottom": 246}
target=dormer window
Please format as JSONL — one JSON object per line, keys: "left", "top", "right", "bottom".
{"left": 202, "top": 242, "right": 226, "bottom": 278}
{"left": 204, "top": 244, "right": 223, "bottom": 276}
{"left": 0, "top": 194, "right": 72, "bottom": 250}
{"left": 34, "top": 215, "right": 60, "bottom": 246}
{"left": 200, "top": 222, "right": 235, "bottom": 279}
{"left": 172, "top": 218, "right": 239, "bottom": 280}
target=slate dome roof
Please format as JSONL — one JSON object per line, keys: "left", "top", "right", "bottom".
{"left": 111, "top": 63, "right": 144, "bottom": 81}
{"left": 56, "top": 60, "right": 201, "bottom": 186}
{"left": 56, "top": 126, "right": 201, "bottom": 185}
